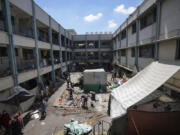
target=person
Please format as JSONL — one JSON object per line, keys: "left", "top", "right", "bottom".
{"left": 1, "top": 110, "right": 11, "bottom": 135}
{"left": 11, "top": 115, "right": 22, "bottom": 135}
{"left": 67, "top": 88, "right": 73, "bottom": 100}
{"left": 81, "top": 95, "right": 88, "bottom": 109}
{"left": 67, "top": 75, "right": 72, "bottom": 88}
{"left": 41, "top": 99, "right": 47, "bottom": 118}
{"left": 17, "top": 113, "right": 23, "bottom": 129}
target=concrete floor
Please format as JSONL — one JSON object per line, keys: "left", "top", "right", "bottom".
{"left": 23, "top": 72, "right": 111, "bottom": 135}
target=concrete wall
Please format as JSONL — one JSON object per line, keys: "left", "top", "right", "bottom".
{"left": 160, "top": 0, "right": 180, "bottom": 40}
{"left": 159, "top": 40, "right": 180, "bottom": 65}
{"left": 9, "top": 0, "right": 33, "bottom": 16}
{"left": 138, "top": 57, "right": 154, "bottom": 70}
{"left": 121, "top": 56, "right": 126, "bottom": 65}
{"left": 127, "top": 48, "right": 134, "bottom": 68}
{"left": 35, "top": 4, "right": 49, "bottom": 27}
{"left": 139, "top": 23, "right": 156, "bottom": 45}
{"left": 128, "top": 26, "right": 136, "bottom": 47}
{"left": 121, "top": 39, "right": 126, "bottom": 48}
{"left": 14, "top": 34, "right": 35, "bottom": 48}
{"left": 51, "top": 18, "right": 59, "bottom": 32}
{"left": 0, "top": 31, "right": 9, "bottom": 45}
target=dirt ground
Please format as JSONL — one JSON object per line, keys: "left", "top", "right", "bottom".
{"left": 23, "top": 72, "right": 112, "bottom": 135}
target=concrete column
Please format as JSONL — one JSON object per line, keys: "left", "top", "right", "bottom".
{"left": 18, "top": 48, "right": 23, "bottom": 59}
{"left": 72, "top": 36, "right": 75, "bottom": 61}
{"left": 4, "top": 0, "right": 18, "bottom": 86}
{"left": 64, "top": 31, "right": 67, "bottom": 65}
{"left": 154, "top": 1, "right": 161, "bottom": 61}
{"left": 135, "top": 8, "right": 140, "bottom": 70}
{"left": 119, "top": 29, "right": 122, "bottom": 64}
{"left": 68, "top": 36, "right": 70, "bottom": 61}
{"left": 98, "top": 35, "right": 101, "bottom": 65}
{"left": 32, "top": 0, "right": 40, "bottom": 84}
{"left": 85, "top": 35, "right": 88, "bottom": 60}
{"left": 49, "top": 16, "right": 56, "bottom": 83}
{"left": 116, "top": 37, "right": 118, "bottom": 64}
{"left": 126, "top": 19, "right": 128, "bottom": 66}
{"left": 58, "top": 25, "right": 62, "bottom": 64}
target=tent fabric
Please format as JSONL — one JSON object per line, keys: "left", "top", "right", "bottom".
{"left": 110, "top": 62, "right": 180, "bottom": 119}
{"left": 0, "top": 86, "right": 34, "bottom": 105}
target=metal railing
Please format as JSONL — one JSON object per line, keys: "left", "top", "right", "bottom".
{"left": 52, "top": 38, "right": 59, "bottom": 45}
{"left": 101, "top": 45, "right": 112, "bottom": 49}
{"left": 38, "top": 31, "right": 49, "bottom": 43}
{"left": 0, "top": 20, "right": 6, "bottom": 31}
{"left": 40, "top": 58, "right": 51, "bottom": 68}
{"left": 17, "top": 59, "right": 36, "bottom": 73}
{"left": 12, "top": 24, "right": 33, "bottom": 38}
{"left": 0, "top": 58, "right": 11, "bottom": 78}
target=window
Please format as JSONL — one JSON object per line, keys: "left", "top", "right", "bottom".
{"left": 121, "top": 49, "right": 126, "bottom": 56}
{"left": 140, "top": 8, "right": 156, "bottom": 30}
{"left": 121, "top": 30, "right": 126, "bottom": 40}
{"left": 176, "top": 40, "right": 180, "bottom": 59}
{"left": 132, "top": 23, "right": 136, "bottom": 34}
{"left": 0, "top": 47, "right": 7, "bottom": 57}
{"left": 131, "top": 48, "right": 135, "bottom": 57}
{"left": 139, "top": 45, "right": 154, "bottom": 58}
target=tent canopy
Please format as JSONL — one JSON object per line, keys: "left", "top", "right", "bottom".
{"left": 0, "top": 86, "right": 34, "bottom": 105}
{"left": 110, "top": 62, "right": 180, "bottom": 119}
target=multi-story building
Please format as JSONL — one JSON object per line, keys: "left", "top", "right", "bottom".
{"left": 112, "top": 0, "right": 180, "bottom": 93}
{"left": 0, "top": 0, "right": 180, "bottom": 113}
{"left": 73, "top": 34, "right": 113, "bottom": 71}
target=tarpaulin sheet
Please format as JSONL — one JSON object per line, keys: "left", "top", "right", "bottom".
{"left": 110, "top": 62, "right": 180, "bottom": 118}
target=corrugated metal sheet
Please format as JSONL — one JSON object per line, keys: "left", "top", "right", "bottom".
{"left": 110, "top": 62, "right": 180, "bottom": 118}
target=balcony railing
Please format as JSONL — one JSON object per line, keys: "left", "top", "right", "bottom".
{"left": 40, "top": 59, "right": 51, "bottom": 68}
{"left": 38, "top": 31, "right": 49, "bottom": 43}
{"left": 101, "top": 45, "right": 112, "bottom": 49}
{"left": 54, "top": 58, "right": 60, "bottom": 64}
{"left": 0, "top": 58, "right": 11, "bottom": 78}
{"left": 13, "top": 24, "right": 33, "bottom": 38}
{"left": 17, "top": 59, "right": 36, "bottom": 73}
{"left": 52, "top": 38, "right": 59, "bottom": 45}
{"left": 0, "top": 20, "right": 6, "bottom": 31}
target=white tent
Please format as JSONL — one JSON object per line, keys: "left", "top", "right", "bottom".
{"left": 110, "top": 62, "right": 180, "bottom": 119}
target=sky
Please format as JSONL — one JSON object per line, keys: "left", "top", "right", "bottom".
{"left": 34, "top": 0, "right": 143, "bottom": 34}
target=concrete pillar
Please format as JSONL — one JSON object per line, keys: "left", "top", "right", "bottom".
{"left": 58, "top": 25, "right": 62, "bottom": 64}
{"left": 116, "top": 37, "right": 118, "bottom": 64}
{"left": 18, "top": 48, "right": 23, "bottom": 59}
{"left": 49, "top": 16, "right": 56, "bottom": 83}
{"left": 135, "top": 18, "right": 139, "bottom": 70}
{"left": 64, "top": 31, "right": 67, "bottom": 65}
{"left": 4, "top": 0, "right": 18, "bottom": 86}
{"left": 126, "top": 19, "right": 128, "bottom": 66}
{"left": 135, "top": 8, "right": 140, "bottom": 70}
{"left": 154, "top": 1, "right": 161, "bottom": 61}
{"left": 98, "top": 35, "right": 101, "bottom": 65}
{"left": 85, "top": 35, "right": 88, "bottom": 60}
{"left": 72, "top": 36, "right": 75, "bottom": 61}
{"left": 119, "top": 29, "right": 122, "bottom": 64}
{"left": 32, "top": 0, "right": 40, "bottom": 84}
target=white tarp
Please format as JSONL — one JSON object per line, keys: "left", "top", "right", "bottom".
{"left": 110, "top": 62, "right": 180, "bottom": 119}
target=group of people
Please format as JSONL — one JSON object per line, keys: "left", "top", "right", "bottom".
{"left": 0, "top": 110, "right": 23, "bottom": 135}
